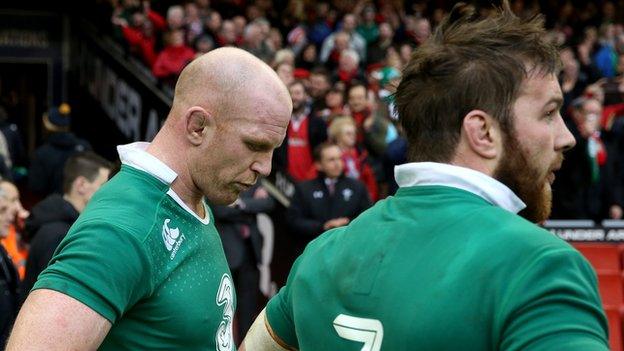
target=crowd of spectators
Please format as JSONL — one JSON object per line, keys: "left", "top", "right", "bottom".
{"left": 107, "top": 0, "right": 624, "bottom": 223}
{"left": 5, "top": 0, "right": 624, "bottom": 343}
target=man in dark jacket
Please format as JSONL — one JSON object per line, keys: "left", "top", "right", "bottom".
{"left": 21, "top": 152, "right": 111, "bottom": 300}
{"left": 551, "top": 97, "right": 623, "bottom": 220}
{"left": 0, "top": 189, "right": 19, "bottom": 347}
{"left": 287, "top": 142, "right": 371, "bottom": 255}
{"left": 211, "top": 182, "right": 274, "bottom": 338}
{"left": 28, "top": 104, "right": 92, "bottom": 197}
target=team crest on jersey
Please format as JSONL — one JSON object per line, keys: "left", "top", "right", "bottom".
{"left": 215, "top": 274, "right": 234, "bottom": 351}
{"left": 162, "top": 218, "right": 185, "bottom": 260}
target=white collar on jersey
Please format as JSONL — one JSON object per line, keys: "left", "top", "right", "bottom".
{"left": 394, "top": 162, "right": 526, "bottom": 214}
{"left": 117, "top": 142, "right": 177, "bottom": 185}
{"left": 117, "top": 142, "right": 210, "bottom": 224}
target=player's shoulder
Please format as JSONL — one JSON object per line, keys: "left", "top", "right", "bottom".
{"left": 475, "top": 206, "right": 580, "bottom": 264}
{"left": 74, "top": 165, "right": 170, "bottom": 237}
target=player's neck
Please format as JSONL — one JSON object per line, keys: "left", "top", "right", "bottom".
{"left": 169, "top": 177, "right": 206, "bottom": 218}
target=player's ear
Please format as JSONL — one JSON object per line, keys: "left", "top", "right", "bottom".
{"left": 461, "top": 109, "right": 501, "bottom": 160}
{"left": 185, "top": 106, "right": 214, "bottom": 146}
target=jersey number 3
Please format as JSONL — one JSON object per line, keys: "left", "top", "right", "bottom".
{"left": 333, "top": 314, "right": 384, "bottom": 351}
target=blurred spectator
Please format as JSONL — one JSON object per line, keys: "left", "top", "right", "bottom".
{"left": 367, "top": 22, "right": 395, "bottom": 65}
{"left": 286, "top": 142, "right": 371, "bottom": 255}
{"left": 212, "top": 183, "right": 274, "bottom": 338}
{"left": 401, "top": 16, "right": 431, "bottom": 46}
{"left": 0, "top": 181, "right": 29, "bottom": 280}
{"left": 308, "top": 67, "right": 332, "bottom": 114}
{"left": 166, "top": 5, "right": 185, "bottom": 31}
{"left": 308, "top": 2, "right": 334, "bottom": 47}
{"left": 268, "top": 28, "right": 284, "bottom": 51}
{"left": 333, "top": 48, "right": 365, "bottom": 86}
{"left": 0, "top": 190, "right": 18, "bottom": 347}
{"left": 286, "top": 24, "right": 308, "bottom": 56}
{"left": 323, "top": 31, "right": 351, "bottom": 70}
{"left": 347, "top": 83, "right": 371, "bottom": 145}
{"left": 320, "top": 13, "right": 367, "bottom": 65}
{"left": 275, "top": 62, "right": 294, "bottom": 86}
{"left": 552, "top": 97, "right": 623, "bottom": 220}
{"left": 204, "top": 10, "right": 222, "bottom": 43}
{"left": 0, "top": 106, "right": 24, "bottom": 181}
{"left": 385, "top": 45, "right": 404, "bottom": 71}
{"left": 560, "top": 47, "right": 589, "bottom": 113}
{"left": 577, "top": 27, "right": 600, "bottom": 81}
{"left": 273, "top": 49, "right": 295, "bottom": 68}
{"left": 399, "top": 43, "right": 415, "bottom": 66}
{"left": 329, "top": 116, "right": 378, "bottom": 201}
{"left": 242, "top": 21, "right": 274, "bottom": 63}
{"left": 233, "top": 16, "right": 248, "bottom": 40}
{"left": 193, "top": 34, "right": 215, "bottom": 58}
{"left": 274, "top": 81, "right": 327, "bottom": 182}
{"left": 28, "top": 104, "right": 91, "bottom": 197}
{"left": 217, "top": 20, "right": 241, "bottom": 47}
{"left": 356, "top": 5, "right": 379, "bottom": 45}
{"left": 295, "top": 43, "right": 319, "bottom": 71}
{"left": 185, "top": 2, "right": 204, "bottom": 44}
{"left": 594, "top": 23, "right": 618, "bottom": 78}
{"left": 113, "top": 4, "right": 166, "bottom": 67}
{"left": 318, "top": 85, "right": 347, "bottom": 122}
{"left": 22, "top": 152, "right": 112, "bottom": 302}
{"left": 152, "top": 29, "right": 196, "bottom": 84}
{"left": 195, "top": 0, "right": 211, "bottom": 19}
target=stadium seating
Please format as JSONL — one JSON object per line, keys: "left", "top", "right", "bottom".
{"left": 573, "top": 243, "right": 621, "bottom": 273}
{"left": 572, "top": 243, "right": 624, "bottom": 350}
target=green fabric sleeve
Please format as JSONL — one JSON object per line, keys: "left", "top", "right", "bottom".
{"left": 33, "top": 220, "right": 153, "bottom": 323}
{"left": 499, "top": 247, "right": 609, "bottom": 351}
{"left": 265, "top": 256, "right": 305, "bottom": 349}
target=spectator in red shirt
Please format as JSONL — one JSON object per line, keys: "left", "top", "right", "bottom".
{"left": 113, "top": 6, "right": 165, "bottom": 67}
{"left": 274, "top": 81, "right": 327, "bottom": 182}
{"left": 152, "top": 30, "right": 196, "bottom": 83}
{"left": 333, "top": 49, "right": 365, "bottom": 86}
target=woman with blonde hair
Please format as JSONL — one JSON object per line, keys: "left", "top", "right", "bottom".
{"left": 328, "top": 116, "right": 378, "bottom": 201}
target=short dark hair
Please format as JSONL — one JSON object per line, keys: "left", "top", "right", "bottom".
{"left": 310, "top": 66, "right": 331, "bottom": 80}
{"left": 348, "top": 82, "right": 367, "bottom": 95}
{"left": 62, "top": 152, "right": 112, "bottom": 194}
{"left": 288, "top": 79, "right": 306, "bottom": 90}
{"left": 394, "top": 1, "right": 560, "bottom": 163}
{"left": 313, "top": 141, "right": 340, "bottom": 162}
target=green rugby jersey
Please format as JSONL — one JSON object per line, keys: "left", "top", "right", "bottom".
{"left": 266, "top": 163, "right": 608, "bottom": 351}
{"left": 34, "top": 143, "right": 236, "bottom": 350}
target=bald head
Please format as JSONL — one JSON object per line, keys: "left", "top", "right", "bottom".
{"left": 171, "top": 47, "right": 291, "bottom": 122}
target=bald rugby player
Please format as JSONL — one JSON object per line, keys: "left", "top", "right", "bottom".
{"left": 7, "top": 47, "right": 292, "bottom": 350}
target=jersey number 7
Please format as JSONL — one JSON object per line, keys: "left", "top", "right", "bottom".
{"left": 333, "top": 314, "right": 384, "bottom": 351}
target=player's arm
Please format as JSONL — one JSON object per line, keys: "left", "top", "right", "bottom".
{"left": 240, "top": 308, "right": 297, "bottom": 351}
{"left": 500, "top": 247, "right": 609, "bottom": 350}
{"left": 6, "top": 289, "right": 111, "bottom": 350}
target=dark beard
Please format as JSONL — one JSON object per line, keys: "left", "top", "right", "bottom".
{"left": 493, "top": 133, "right": 552, "bottom": 223}
{"left": 292, "top": 103, "right": 306, "bottom": 115}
